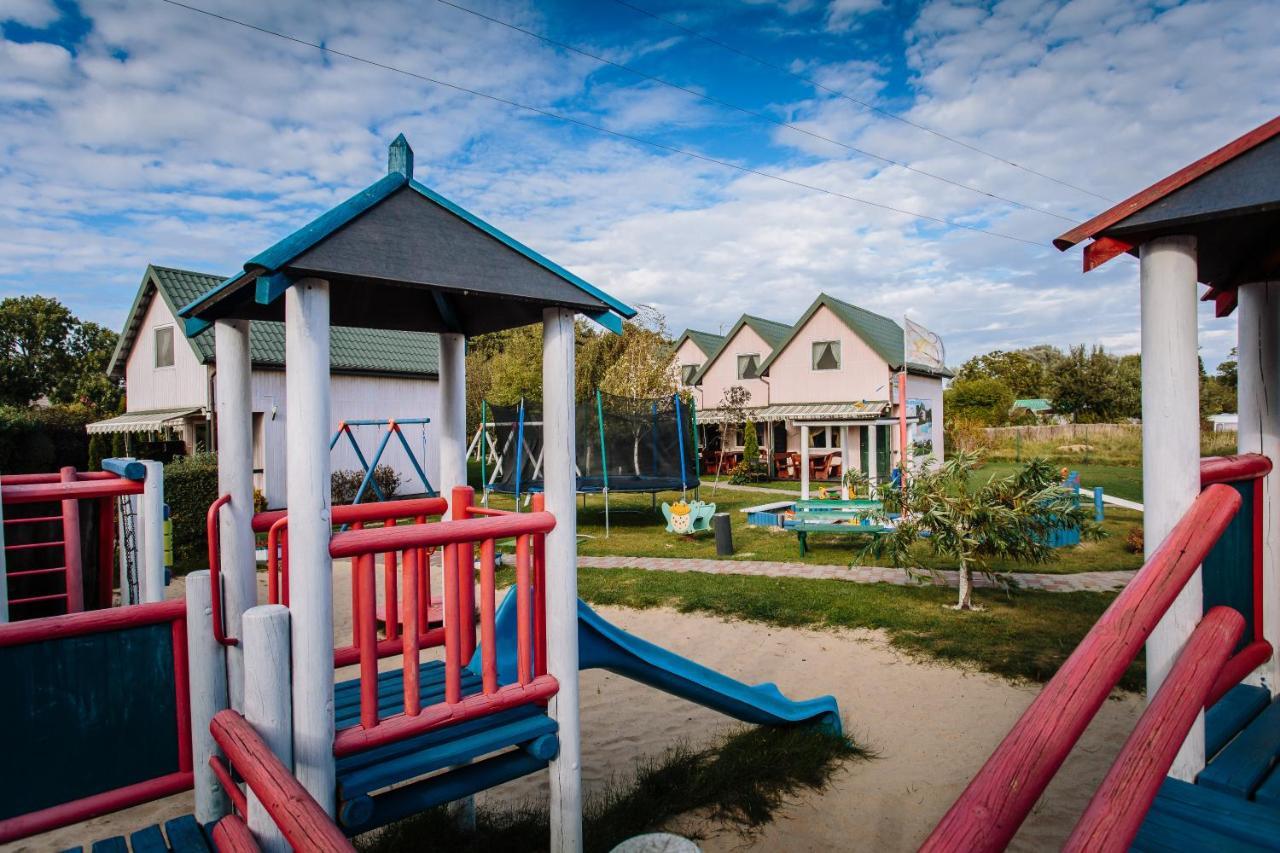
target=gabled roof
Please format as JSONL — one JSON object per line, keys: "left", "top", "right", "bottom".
{"left": 108, "top": 265, "right": 439, "bottom": 380}
{"left": 757, "top": 293, "right": 908, "bottom": 376}
{"left": 1054, "top": 115, "right": 1280, "bottom": 307}
{"left": 688, "top": 314, "right": 792, "bottom": 385}
{"left": 179, "top": 136, "right": 635, "bottom": 337}
{"left": 673, "top": 328, "right": 725, "bottom": 361}
{"left": 1012, "top": 398, "right": 1053, "bottom": 412}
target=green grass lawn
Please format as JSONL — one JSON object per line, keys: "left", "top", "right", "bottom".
{"left": 480, "top": 487, "right": 1143, "bottom": 574}
{"left": 969, "top": 461, "right": 1144, "bottom": 504}
{"left": 564, "top": 565, "right": 1141, "bottom": 690}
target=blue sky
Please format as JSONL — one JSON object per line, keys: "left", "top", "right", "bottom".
{"left": 3, "top": 0, "right": 1279, "bottom": 370}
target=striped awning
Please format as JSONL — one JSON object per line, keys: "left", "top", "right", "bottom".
{"left": 697, "top": 401, "right": 888, "bottom": 424}
{"left": 86, "top": 407, "right": 203, "bottom": 434}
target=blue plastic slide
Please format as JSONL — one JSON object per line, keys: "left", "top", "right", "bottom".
{"left": 474, "top": 589, "right": 841, "bottom": 735}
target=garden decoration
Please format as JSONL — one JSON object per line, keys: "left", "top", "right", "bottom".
{"left": 662, "top": 499, "right": 717, "bottom": 534}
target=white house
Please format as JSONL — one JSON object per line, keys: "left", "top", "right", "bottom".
{"left": 679, "top": 293, "right": 950, "bottom": 487}
{"left": 90, "top": 265, "right": 440, "bottom": 508}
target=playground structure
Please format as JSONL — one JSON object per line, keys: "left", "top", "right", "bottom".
{"left": 0, "top": 136, "right": 840, "bottom": 851}
{"left": 475, "top": 390, "right": 701, "bottom": 535}
{"left": 925, "top": 116, "right": 1280, "bottom": 848}
{"left": 0, "top": 458, "right": 165, "bottom": 623}
{"left": 329, "top": 418, "right": 434, "bottom": 504}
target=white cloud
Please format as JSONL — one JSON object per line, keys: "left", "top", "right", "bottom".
{"left": 2, "top": 0, "right": 59, "bottom": 27}
{"left": 824, "top": 0, "right": 888, "bottom": 32}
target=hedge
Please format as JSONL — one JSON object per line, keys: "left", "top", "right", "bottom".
{"left": 0, "top": 405, "right": 92, "bottom": 473}
{"left": 165, "top": 452, "right": 219, "bottom": 574}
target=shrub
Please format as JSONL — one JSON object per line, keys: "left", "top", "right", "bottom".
{"left": 1125, "top": 525, "right": 1144, "bottom": 554}
{"left": 0, "top": 404, "right": 93, "bottom": 473}
{"left": 332, "top": 465, "right": 403, "bottom": 505}
{"left": 165, "top": 452, "right": 220, "bottom": 574}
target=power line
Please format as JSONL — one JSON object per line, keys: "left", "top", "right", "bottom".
{"left": 158, "top": 0, "right": 1047, "bottom": 247}
{"left": 433, "top": 0, "right": 1079, "bottom": 224}
{"left": 609, "top": 0, "right": 1117, "bottom": 204}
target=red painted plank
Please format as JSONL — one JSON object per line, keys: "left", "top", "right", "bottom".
{"left": 206, "top": 494, "right": 237, "bottom": 647}
{"left": 209, "top": 756, "right": 249, "bottom": 816}
{"left": 1082, "top": 236, "right": 1136, "bottom": 271}
{"left": 61, "top": 467, "right": 83, "bottom": 613}
{"left": 1055, "top": 115, "right": 1280, "bottom": 252}
{"left": 210, "top": 711, "right": 353, "bottom": 852}
{"left": 332, "top": 626, "right": 445, "bottom": 668}
{"left": 0, "top": 771, "right": 192, "bottom": 844}
{"left": 332, "top": 674, "right": 559, "bottom": 756}
{"left": 920, "top": 484, "right": 1241, "bottom": 852}
{"left": 1, "top": 472, "right": 119, "bottom": 486}
{"left": 1, "top": 479, "right": 143, "bottom": 504}
{"left": 328, "top": 511, "right": 554, "bottom": 558}
{"left": 210, "top": 814, "right": 258, "bottom": 853}
{"left": 1065, "top": 607, "right": 1244, "bottom": 852}
{"left": 0, "top": 599, "right": 184, "bottom": 647}
{"left": 1207, "top": 640, "right": 1273, "bottom": 708}
{"left": 1200, "top": 453, "right": 1272, "bottom": 486}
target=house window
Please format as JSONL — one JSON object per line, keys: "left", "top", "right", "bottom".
{"left": 812, "top": 340, "right": 841, "bottom": 370}
{"left": 680, "top": 364, "right": 698, "bottom": 385}
{"left": 154, "top": 326, "right": 175, "bottom": 368}
{"left": 737, "top": 353, "right": 761, "bottom": 380}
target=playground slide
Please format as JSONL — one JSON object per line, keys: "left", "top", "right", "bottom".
{"left": 477, "top": 590, "right": 842, "bottom": 735}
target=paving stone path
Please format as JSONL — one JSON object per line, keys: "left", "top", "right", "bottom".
{"left": 576, "top": 554, "right": 1134, "bottom": 592}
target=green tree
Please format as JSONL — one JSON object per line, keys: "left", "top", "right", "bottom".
{"left": 944, "top": 378, "right": 1014, "bottom": 426}
{"left": 864, "top": 453, "right": 1103, "bottom": 610}
{"left": 954, "top": 349, "right": 1049, "bottom": 398}
{"left": 1051, "top": 345, "right": 1131, "bottom": 423}
{"left": 0, "top": 296, "right": 121, "bottom": 412}
{"left": 1217, "top": 348, "right": 1238, "bottom": 388}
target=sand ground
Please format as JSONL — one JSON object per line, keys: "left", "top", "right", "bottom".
{"left": 9, "top": 565, "right": 1141, "bottom": 852}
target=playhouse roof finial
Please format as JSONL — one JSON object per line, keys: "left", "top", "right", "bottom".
{"left": 388, "top": 134, "right": 414, "bottom": 179}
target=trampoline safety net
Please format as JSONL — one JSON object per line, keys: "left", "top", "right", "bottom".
{"left": 483, "top": 391, "right": 700, "bottom": 497}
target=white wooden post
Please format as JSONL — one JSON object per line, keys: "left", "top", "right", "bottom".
{"left": 1140, "top": 235, "right": 1204, "bottom": 779}
{"left": 140, "top": 460, "right": 165, "bottom": 604}
{"left": 544, "top": 308, "right": 582, "bottom": 853}
{"left": 838, "top": 425, "right": 850, "bottom": 499}
{"left": 438, "top": 333, "right": 467, "bottom": 497}
{"left": 215, "top": 319, "right": 258, "bottom": 712}
{"left": 800, "top": 425, "right": 811, "bottom": 500}
{"left": 1237, "top": 281, "right": 1280, "bottom": 693}
{"left": 867, "top": 422, "right": 879, "bottom": 484}
{"left": 244, "top": 604, "right": 293, "bottom": 853}
{"left": 0, "top": 481, "right": 8, "bottom": 624}
{"left": 186, "top": 569, "right": 231, "bottom": 823}
{"left": 285, "top": 279, "right": 336, "bottom": 814}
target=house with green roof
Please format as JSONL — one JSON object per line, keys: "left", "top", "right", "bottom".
{"left": 672, "top": 328, "right": 725, "bottom": 387}
{"left": 89, "top": 264, "right": 441, "bottom": 507}
{"left": 681, "top": 293, "right": 950, "bottom": 492}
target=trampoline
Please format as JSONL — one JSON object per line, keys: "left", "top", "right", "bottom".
{"left": 477, "top": 391, "right": 700, "bottom": 534}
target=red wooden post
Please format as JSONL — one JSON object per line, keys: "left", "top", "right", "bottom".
{"left": 383, "top": 517, "right": 398, "bottom": 642}
{"left": 1254, "top": 477, "right": 1265, "bottom": 643}
{"left": 442, "top": 540, "right": 461, "bottom": 705}
{"left": 516, "top": 533, "right": 532, "bottom": 687}
{"left": 479, "top": 538, "right": 498, "bottom": 694}
{"left": 402, "top": 546, "right": 421, "bottom": 716}
{"left": 531, "top": 493, "right": 548, "bottom": 677}
{"left": 96, "top": 497, "right": 115, "bottom": 608}
{"left": 266, "top": 518, "right": 287, "bottom": 605}
{"left": 357, "top": 553, "right": 379, "bottom": 731}
{"left": 281, "top": 527, "right": 290, "bottom": 608}
{"left": 205, "top": 494, "right": 237, "bottom": 646}
{"left": 350, "top": 520, "right": 363, "bottom": 648}
{"left": 415, "top": 516, "right": 429, "bottom": 629}
{"left": 60, "top": 467, "right": 83, "bottom": 613}
{"left": 451, "top": 486, "right": 476, "bottom": 665}
{"left": 1065, "top": 607, "right": 1244, "bottom": 852}
{"left": 172, "top": 616, "right": 193, "bottom": 773}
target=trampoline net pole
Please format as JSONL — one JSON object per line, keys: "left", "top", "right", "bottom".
{"left": 480, "top": 399, "right": 488, "bottom": 506}
{"left": 597, "top": 389, "right": 609, "bottom": 539}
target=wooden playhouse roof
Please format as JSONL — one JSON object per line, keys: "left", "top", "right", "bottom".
{"left": 179, "top": 136, "right": 635, "bottom": 336}
{"left": 1054, "top": 115, "right": 1280, "bottom": 316}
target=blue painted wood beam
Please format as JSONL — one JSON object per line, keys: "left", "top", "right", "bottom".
{"left": 588, "top": 310, "right": 624, "bottom": 335}
{"left": 431, "top": 291, "right": 462, "bottom": 333}
{"left": 254, "top": 272, "right": 292, "bottom": 306}
{"left": 184, "top": 317, "right": 212, "bottom": 336}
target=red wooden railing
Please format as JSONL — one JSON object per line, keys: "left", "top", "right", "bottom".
{"left": 209, "top": 710, "right": 353, "bottom": 852}
{"left": 923, "top": 453, "right": 1272, "bottom": 851}
{"left": 2, "top": 468, "right": 142, "bottom": 617}
{"left": 327, "top": 486, "right": 556, "bottom": 757}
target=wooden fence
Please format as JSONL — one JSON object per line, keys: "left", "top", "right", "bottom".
{"left": 982, "top": 423, "right": 1141, "bottom": 442}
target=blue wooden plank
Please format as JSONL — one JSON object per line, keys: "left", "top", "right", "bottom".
{"left": 163, "top": 815, "right": 212, "bottom": 853}
{"left": 1207, "top": 684, "right": 1271, "bottom": 758}
{"left": 89, "top": 838, "right": 127, "bottom": 853}
{"left": 129, "top": 824, "right": 168, "bottom": 853}
{"left": 1149, "top": 777, "right": 1280, "bottom": 846}
{"left": 1254, "top": 763, "right": 1280, "bottom": 808}
{"left": 1134, "top": 801, "right": 1276, "bottom": 852}
{"left": 334, "top": 674, "right": 483, "bottom": 727}
{"left": 338, "top": 712, "right": 556, "bottom": 796}
{"left": 1199, "top": 697, "right": 1280, "bottom": 797}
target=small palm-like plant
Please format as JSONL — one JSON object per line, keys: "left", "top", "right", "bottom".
{"left": 862, "top": 452, "right": 1103, "bottom": 610}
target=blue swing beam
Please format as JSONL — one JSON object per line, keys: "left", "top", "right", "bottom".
{"left": 330, "top": 418, "right": 436, "bottom": 505}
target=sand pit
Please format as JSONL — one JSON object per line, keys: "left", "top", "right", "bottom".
{"left": 8, "top": 568, "right": 1141, "bottom": 852}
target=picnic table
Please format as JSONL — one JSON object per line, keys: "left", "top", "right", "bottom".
{"left": 784, "top": 500, "right": 891, "bottom": 556}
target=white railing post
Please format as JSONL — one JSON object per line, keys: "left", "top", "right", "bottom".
{"left": 1140, "top": 234, "right": 1204, "bottom": 779}
{"left": 544, "top": 307, "right": 582, "bottom": 853}
{"left": 1238, "top": 280, "right": 1280, "bottom": 694}
{"left": 215, "top": 318, "right": 258, "bottom": 712}
{"left": 800, "top": 425, "right": 811, "bottom": 500}
{"left": 140, "top": 459, "right": 165, "bottom": 604}
{"left": 186, "top": 569, "right": 231, "bottom": 823}
{"left": 243, "top": 604, "right": 293, "bottom": 853}
{"left": 285, "top": 279, "right": 336, "bottom": 814}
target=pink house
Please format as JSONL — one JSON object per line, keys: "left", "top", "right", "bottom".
{"left": 678, "top": 293, "right": 949, "bottom": 496}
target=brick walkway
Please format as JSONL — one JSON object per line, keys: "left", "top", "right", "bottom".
{"left": 576, "top": 554, "right": 1134, "bottom": 592}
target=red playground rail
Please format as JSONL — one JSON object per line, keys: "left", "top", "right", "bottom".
{"left": 923, "top": 453, "right": 1272, "bottom": 851}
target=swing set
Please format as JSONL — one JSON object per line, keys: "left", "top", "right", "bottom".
{"left": 329, "top": 419, "right": 435, "bottom": 504}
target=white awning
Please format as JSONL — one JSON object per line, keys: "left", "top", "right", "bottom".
{"left": 86, "top": 408, "right": 204, "bottom": 434}
{"left": 697, "top": 401, "right": 888, "bottom": 424}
